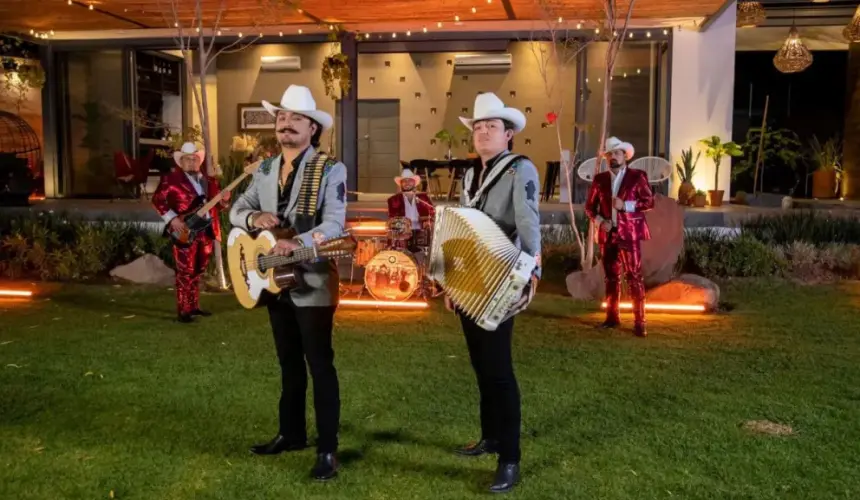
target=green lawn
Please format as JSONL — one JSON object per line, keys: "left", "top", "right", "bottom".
{"left": 1, "top": 281, "right": 859, "bottom": 499}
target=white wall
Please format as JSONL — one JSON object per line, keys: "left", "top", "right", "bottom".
{"left": 669, "top": 2, "right": 737, "bottom": 200}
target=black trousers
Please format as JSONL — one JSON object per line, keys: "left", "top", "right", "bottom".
{"left": 458, "top": 311, "right": 521, "bottom": 464}
{"left": 266, "top": 294, "right": 340, "bottom": 453}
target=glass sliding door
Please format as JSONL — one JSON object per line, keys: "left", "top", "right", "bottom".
{"left": 58, "top": 50, "right": 128, "bottom": 197}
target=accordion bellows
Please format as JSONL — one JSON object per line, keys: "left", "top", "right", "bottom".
{"left": 428, "top": 207, "right": 537, "bottom": 331}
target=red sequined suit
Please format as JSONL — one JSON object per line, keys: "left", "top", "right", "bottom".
{"left": 585, "top": 168, "right": 655, "bottom": 328}
{"left": 152, "top": 169, "right": 229, "bottom": 316}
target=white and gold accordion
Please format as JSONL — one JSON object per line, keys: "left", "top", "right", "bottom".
{"left": 428, "top": 207, "right": 537, "bottom": 331}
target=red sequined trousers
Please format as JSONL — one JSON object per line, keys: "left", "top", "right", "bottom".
{"left": 173, "top": 236, "right": 213, "bottom": 316}
{"left": 601, "top": 231, "right": 646, "bottom": 327}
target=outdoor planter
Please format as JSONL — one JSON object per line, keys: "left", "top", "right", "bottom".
{"left": 811, "top": 169, "right": 837, "bottom": 199}
{"left": 692, "top": 192, "right": 707, "bottom": 207}
{"left": 707, "top": 190, "right": 724, "bottom": 207}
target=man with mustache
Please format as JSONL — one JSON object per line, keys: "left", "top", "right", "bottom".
{"left": 585, "top": 136, "right": 655, "bottom": 337}
{"left": 386, "top": 168, "right": 435, "bottom": 254}
{"left": 230, "top": 85, "right": 346, "bottom": 481}
{"left": 449, "top": 92, "right": 541, "bottom": 494}
{"left": 152, "top": 142, "right": 231, "bottom": 323}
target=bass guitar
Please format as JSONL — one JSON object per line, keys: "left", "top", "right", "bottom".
{"left": 167, "top": 160, "right": 263, "bottom": 246}
{"left": 226, "top": 227, "right": 357, "bottom": 309}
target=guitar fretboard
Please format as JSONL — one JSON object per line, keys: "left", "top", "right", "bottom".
{"left": 256, "top": 245, "right": 317, "bottom": 271}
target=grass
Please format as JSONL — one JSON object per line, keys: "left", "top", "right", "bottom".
{"left": 1, "top": 281, "right": 860, "bottom": 499}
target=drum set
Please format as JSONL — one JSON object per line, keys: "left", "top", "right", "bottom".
{"left": 345, "top": 215, "right": 440, "bottom": 303}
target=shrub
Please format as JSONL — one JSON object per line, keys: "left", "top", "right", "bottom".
{"left": 740, "top": 211, "right": 860, "bottom": 246}
{"left": 680, "top": 229, "right": 786, "bottom": 278}
{"left": 0, "top": 212, "right": 172, "bottom": 281}
{"left": 775, "top": 241, "right": 860, "bottom": 283}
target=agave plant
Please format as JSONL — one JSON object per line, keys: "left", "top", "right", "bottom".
{"left": 675, "top": 148, "right": 700, "bottom": 182}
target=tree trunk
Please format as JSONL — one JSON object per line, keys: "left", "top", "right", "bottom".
{"left": 197, "top": 28, "right": 228, "bottom": 290}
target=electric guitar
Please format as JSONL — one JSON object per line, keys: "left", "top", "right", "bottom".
{"left": 167, "top": 160, "right": 263, "bottom": 246}
{"left": 226, "top": 227, "right": 357, "bottom": 309}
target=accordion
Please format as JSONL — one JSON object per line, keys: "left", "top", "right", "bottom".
{"left": 428, "top": 207, "right": 537, "bottom": 331}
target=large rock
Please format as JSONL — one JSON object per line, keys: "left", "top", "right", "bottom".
{"left": 110, "top": 254, "right": 175, "bottom": 286}
{"left": 565, "top": 194, "right": 685, "bottom": 300}
{"left": 645, "top": 274, "right": 720, "bottom": 310}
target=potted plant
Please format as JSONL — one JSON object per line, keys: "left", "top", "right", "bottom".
{"left": 675, "top": 147, "right": 700, "bottom": 206}
{"left": 700, "top": 135, "right": 743, "bottom": 207}
{"left": 692, "top": 189, "right": 707, "bottom": 208}
{"left": 434, "top": 129, "right": 455, "bottom": 160}
{"left": 455, "top": 123, "right": 477, "bottom": 158}
{"left": 808, "top": 135, "right": 842, "bottom": 199}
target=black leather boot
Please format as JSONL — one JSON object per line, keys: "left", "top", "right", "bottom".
{"left": 454, "top": 439, "right": 498, "bottom": 457}
{"left": 190, "top": 309, "right": 212, "bottom": 317}
{"left": 249, "top": 435, "right": 308, "bottom": 455}
{"left": 177, "top": 314, "right": 194, "bottom": 323}
{"left": 489, "top": 462, "right": 520, "bottom": 493}
{"left": 311, "top": 452, "right": 338, "bottom": 481}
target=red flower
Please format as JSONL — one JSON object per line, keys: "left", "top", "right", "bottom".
{"left": 546, "top": 111, "right": 558, "bottom": 125}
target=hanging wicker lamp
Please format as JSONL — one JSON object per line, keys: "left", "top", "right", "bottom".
{"left": 843, "top": 6, "right": 860, "bottom": 42}
{"left": 773, "top": 25, "right": 813, "bottom": 74}
{"left": 737, "top": 1, "right": 767, "bottom": 28}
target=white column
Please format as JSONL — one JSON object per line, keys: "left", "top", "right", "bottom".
{"left": 669, "top": 2, "right": 737, "bottom": 200}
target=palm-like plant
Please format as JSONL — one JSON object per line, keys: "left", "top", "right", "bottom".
{"left": 700, "top": 135, "right": 743, "bottom": 192}
{"left": 676, "top": 147, "right": 700, "bottom": 183}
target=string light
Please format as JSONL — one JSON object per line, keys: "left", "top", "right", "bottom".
{"left": 472, "top": 7, "right": 477, "bottom": 13}
{"left": 454, "top": 15, "right": 460, "bottom": 22}
{"left": 646, "top": 31, "right": 651, "bottom": 37}
{"left": 595, "top": 28, "right": 600, "bottom": 34}
{"left": 238, "top": 32, "right": 243, "bottom": 37}
{"left": 279, "top": 31, "right": 283, "bottom": 36}
{"left": 613, "top": 30, "right": 618, "bottom": 36}
{"left": 437, "top": 21, "right": 443, "bottom": 27}
{"left": 196, "top": 27, "right": 200, "bottom": 33}
{"left": 217, "top": 30, "right": 222, "bottom": 35}
{"left": 88, "top": 3, "right": 93, "bottom": 9}
{"left": 259, "top": 32, "right": 263, "bottom": 38}
{"left": 576, "top": 23, "right": 582, "bottom": 29}
{"left": 50, "top": 30, "right": 54, "bottom": 35}
{"left": 637, "top": 68, "right": 641, "bottom": 74}
{"left": 406, "top": 30, "right": 411, "bottom": 36}
{"left": 365, "top": 32, "right": 370, "bottom": 39}
{"left": 392, "top": 32, "right": 397, "bottom": 38}
{"left": 558, "top": 16, "right": 563, "bottom": 22}
{"left": 30, "top": 29, "right": 34, "bottom": 34}
{"left": 422, "top": 26, "right": 428, "bottom": 33}
{"left": 628, "top": 32, "right": 633, "bottom": 38}
{"left": 67, "top": 0, "right": 71, "bottom": 4}
{"left": 663, "top": 29, "right": 669, "bottom": 35}
{"left": 298, "top": 29, "right": 303, "bottom": 34}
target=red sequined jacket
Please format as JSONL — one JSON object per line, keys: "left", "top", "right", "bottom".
{"left": 585, "top": 168, "right": 654, "bottom": 244}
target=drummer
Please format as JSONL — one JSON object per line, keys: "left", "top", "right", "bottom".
{"left": 386, "top": 168, "right": 435, "bottom": 254}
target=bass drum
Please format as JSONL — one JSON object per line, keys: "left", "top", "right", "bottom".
{"left": 364, "top": 250, "right": 419, "bottom": 302}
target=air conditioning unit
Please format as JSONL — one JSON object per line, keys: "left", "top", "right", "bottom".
{"left": 260, "top": 55, "right": 301, "bottom": 71}
{"left": 453, "top": 53, "right": 512, "bottom": 71}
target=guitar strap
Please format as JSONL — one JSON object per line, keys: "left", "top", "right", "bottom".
{"left": 293, "top": 152, "right": 335, "bottom": 233}
{"left": 464, "top": 154, "right": 524, "bottom": 209}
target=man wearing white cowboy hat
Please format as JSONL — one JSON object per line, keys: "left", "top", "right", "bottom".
{"left": 152, "top": 141, "right": 232, "bottom": 323}
{"left": 386, "top": 167, "right": 435, "bottom": 250}
{"left": 446, "top": 92, "right": 541, "bottom": 494}
{"left": 585, "top": 136, "right": 655, "bottom": 337}
{"left": 230, "top": 84, "right": 347, "bottom": 481}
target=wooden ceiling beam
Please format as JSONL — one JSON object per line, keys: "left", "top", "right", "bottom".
{"left": 69, "top": 0, "right": 152, "bottom": 29}
{"left": 280, "top": 0, "right": 325, "bottom": 24}
{"left": 501, "top": 0, "right": 518, "bottom": 20}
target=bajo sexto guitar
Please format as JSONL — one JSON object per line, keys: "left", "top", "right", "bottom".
{"left": 227, "top": 227, "right": 357, "bottom": 309}
{"left": 167, "top": 160, "right": 263, "bottom": 246}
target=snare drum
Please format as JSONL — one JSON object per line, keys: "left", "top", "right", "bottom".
{"left": 414, "top": 218, "right": 433, "bottom": 247}
{"left": 387, "top": 217, "right": 412, "bottom": 241}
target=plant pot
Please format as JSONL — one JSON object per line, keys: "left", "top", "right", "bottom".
{"left": 677, "top": 181, "right": 696, "bottom": 206}
{"left": 692, "top": 194, "right": 707, "bottom": 208}
{"left": 707, "top": 190, "right": 724, "bottom": 207}
{"left": 811, "top": 169, "right": 837, "bottom": 199}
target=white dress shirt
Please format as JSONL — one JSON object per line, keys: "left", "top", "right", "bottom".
{"left": 402, "top": 193, "right": 421, "bottom": 229}
{"left": 609, "top": 167, "right": 637, "bottom": 227}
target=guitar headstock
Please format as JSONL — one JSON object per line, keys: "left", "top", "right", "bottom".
{"left": 315, "top": 232, "right": 358, "bottom": 258}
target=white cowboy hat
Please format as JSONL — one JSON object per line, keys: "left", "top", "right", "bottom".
{"left": 394, "top": 168, "right": 422, "bottom": 186}
{"left": 261, "top": 84, "right": 333, "bottom": 130}
{"left": 173, "top": 141, "right": 205, "bottom": 167}
{"left": 605, "top": 136, "right": 635, "bottom": 160}
{"left": 458, "top": 92, "right": 526, "bottom": 133}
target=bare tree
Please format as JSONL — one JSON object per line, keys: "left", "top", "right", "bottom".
{"left": 580, "top": 0, "right": 637, "bottom": 270}
{"left": 526, "top": 0, "right": 594, "bottom": 269}
{"left": 159, "top": 0, "right": 271, "bottom": 289}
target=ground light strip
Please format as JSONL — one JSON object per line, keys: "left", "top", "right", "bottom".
{"left": 0, "top": 290, "right": 34, "bottom": 298}
{"left": 340, "top": 299, "right": 429, "bottom": 309}
{"left": 601, "top": 302, "right": 706, "bottom": 312}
